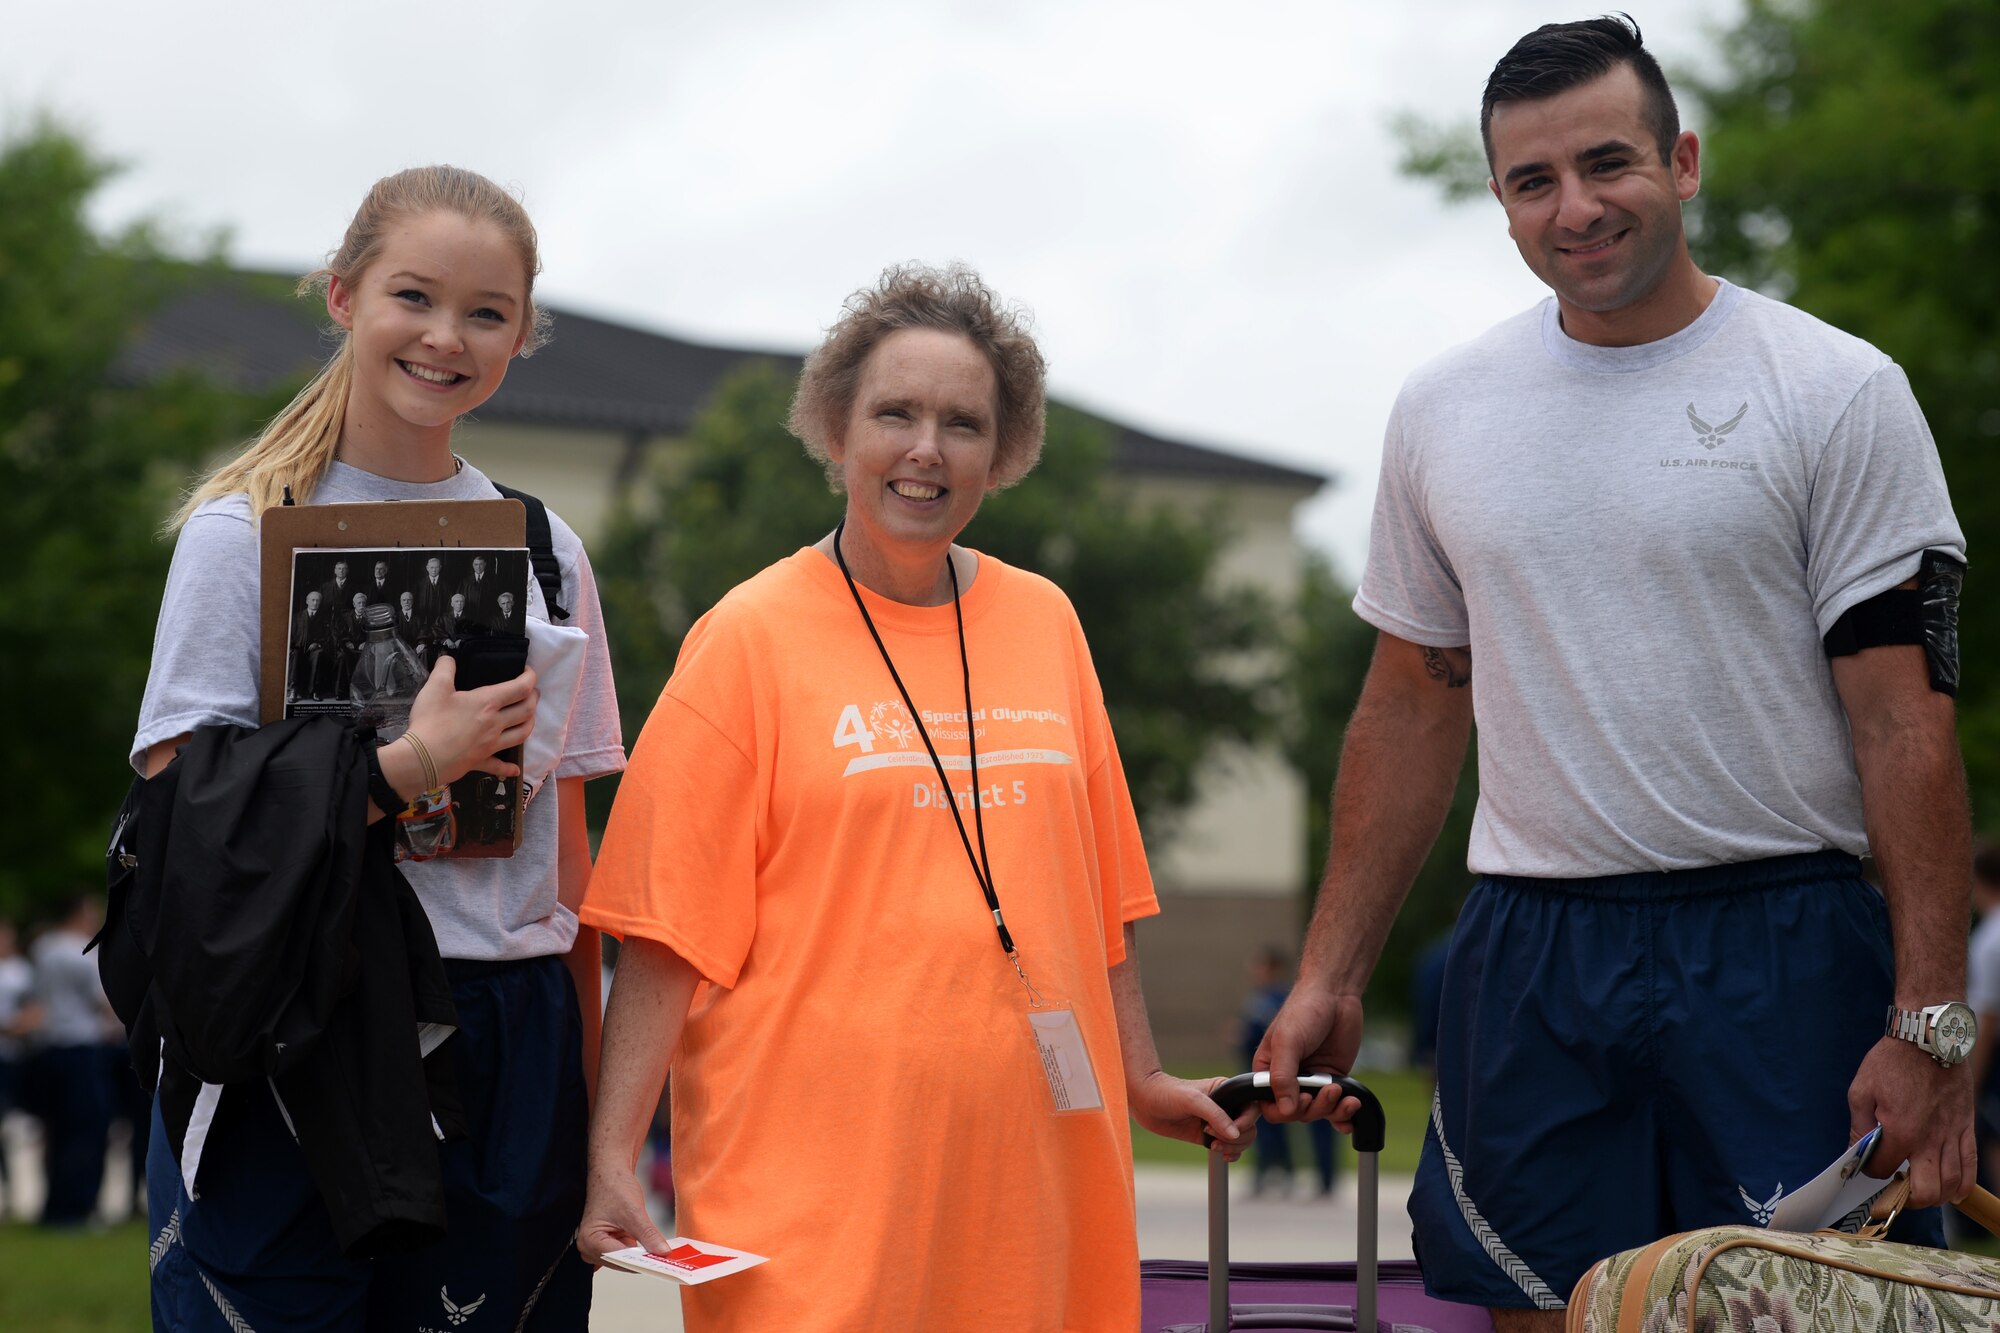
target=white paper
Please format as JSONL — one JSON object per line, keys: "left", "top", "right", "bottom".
{"left": 1764, "top": 1127, "right": 1907, "bottom": 1233}
{"left": 1028, "top": 1006, "right": 1104, "bottom": 1112}
{"left": 600, "top": 1237, "right": 769, "bottom": 1286}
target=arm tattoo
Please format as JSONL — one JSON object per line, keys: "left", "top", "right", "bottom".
{"left": 1422, "top": 646, "right": 1472, "bottom": 689}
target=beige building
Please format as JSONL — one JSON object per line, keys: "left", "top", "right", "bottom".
{"left": 131, "top": 275, "right": 1330, "bottom": 1062}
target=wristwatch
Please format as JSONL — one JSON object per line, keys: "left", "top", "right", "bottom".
{"left": 1885, "top": 1002, "right": 1978, "bottom": 1067}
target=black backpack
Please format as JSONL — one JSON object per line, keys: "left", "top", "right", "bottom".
{"left": 491, "top": 482, "right": 569, "bottom": 623}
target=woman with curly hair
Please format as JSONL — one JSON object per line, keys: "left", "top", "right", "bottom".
{"left": 578, "top": 263, "right": 1250, "bottom": 1331}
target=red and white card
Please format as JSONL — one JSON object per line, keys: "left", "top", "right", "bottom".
{"left": 601, "top": 1238, "right": 769, "bottom": 1286}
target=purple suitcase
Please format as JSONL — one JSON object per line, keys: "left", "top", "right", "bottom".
{"left": 1138, "top": 1073, "right": 1495, "bottom": 1333}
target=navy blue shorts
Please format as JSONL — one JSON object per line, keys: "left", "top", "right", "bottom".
{"left": 1407, "top": 851, "right": 1943, "bottom": 1311}
{"left": 149, "top": 954, "right": 593, "bottom": 1332}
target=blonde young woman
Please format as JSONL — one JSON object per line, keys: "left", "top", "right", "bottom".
{"left": 578, "top": 264, "right": 1253, "bottom": 1332}
{"left": 131, "top": 167, "right": 623, "bottom": 1332}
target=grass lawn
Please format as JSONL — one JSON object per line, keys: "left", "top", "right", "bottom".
{"left": 1132, "top": 1065, "right": 1432, "bottom": 1175}
{"left": 0, "top": 1221, "right": 150, "bottom": 1333}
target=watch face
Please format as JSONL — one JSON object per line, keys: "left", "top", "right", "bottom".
{"left": 1933, "top": 1003, "right": 1978, "bottom": 1064}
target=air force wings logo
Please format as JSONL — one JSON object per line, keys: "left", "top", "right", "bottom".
{"left": 1738, "top": 1182, "right": 1783, "bottom": 1225}
{"left": 441, "top": 1286, "right": 487, "bottom": 1326}
{"left": 1687, "top": 401, "right": 1749, "bottom": 450}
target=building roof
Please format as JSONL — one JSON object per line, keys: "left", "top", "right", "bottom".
{"left": 121, "top": 270, "right": 1328, "bottom": 491}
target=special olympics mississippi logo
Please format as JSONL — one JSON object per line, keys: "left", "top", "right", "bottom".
{"left": 869, "top": 701, "right": 918, "bottom": 749}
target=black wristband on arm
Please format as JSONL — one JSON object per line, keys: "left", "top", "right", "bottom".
{"left": 365, "top": 743, "right": 411, "bottom": 815}
{"left": 1822, "top": 549, "right": 1965, "bottom": 696}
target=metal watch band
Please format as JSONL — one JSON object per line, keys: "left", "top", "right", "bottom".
{"left": 1886, "top": 1004, "right": 1927, "bottom": 1046}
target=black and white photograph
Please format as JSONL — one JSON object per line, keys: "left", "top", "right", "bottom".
{"left": 284, "top": 544, "right": 530, "bottom": 858}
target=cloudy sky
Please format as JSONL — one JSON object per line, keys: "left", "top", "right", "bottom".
{"left": 9, "top": 0, "right": 1737, "bottom": 578}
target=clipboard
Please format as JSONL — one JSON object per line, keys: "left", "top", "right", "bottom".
{"left": 259, "top": 499, "right": 530, "bottom": 859}
{"left": 259, "top": 500, "right": 525, "bottom": 721}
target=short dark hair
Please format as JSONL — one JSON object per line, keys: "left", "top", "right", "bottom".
{"left": 1481, "top": 14, "right": 1680, "bottom": 169}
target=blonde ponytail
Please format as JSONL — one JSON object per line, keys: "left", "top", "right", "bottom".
{"left": 169, "top": 319, "right": 353, "bottom": 529}
{"left": 166, "top": 164, "right": 548, "bottom": 532}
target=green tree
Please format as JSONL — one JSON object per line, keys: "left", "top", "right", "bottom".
{"left": 593, "top": 359, "right": 1278, "bottom": 836}
{"left": 0, "top": 120, "right": 258, "bottom": 921}
{"left": 1285, "top": 555, "right": 1476, "bottom": 1021}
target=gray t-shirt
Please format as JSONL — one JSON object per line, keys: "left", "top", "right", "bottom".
{"left": 0, "top": 955, "right": 30, "bottom": 1060}
{"left": 32, "top": 928, "right": 111, "bottom": 1048}
{"left": 1356, "top": 280, "right": 1964, "bottom": 878}
{"left": 132, "top": 459, "right": 627, "bottom": 960}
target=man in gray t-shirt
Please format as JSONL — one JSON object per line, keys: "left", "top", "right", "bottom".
{"left": 1259, "top": 17, "right": 1972, "bottom": 1325}
{"left": 29, "top": 896, "right": 119, "bottom": 1227}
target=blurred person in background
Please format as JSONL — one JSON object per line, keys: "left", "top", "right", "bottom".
{"left": 1966, "top": 846, "right": 2000, "bottom": 1187}
{"left": 0, "top": 915, "right": 41, "bottom": 1217}
{"left": 29, "top": 894, "right": 119, "bottom": 1226}
{"left": 1238, "top": 947, "right": 1337, "bottom": 1197}
{"left": 1407, "top": 927, "right": 1454, "bottom": 1087}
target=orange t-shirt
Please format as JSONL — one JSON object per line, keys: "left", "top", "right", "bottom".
{"left": 584, "top": 549, "right": 1158, "bottom": 1332}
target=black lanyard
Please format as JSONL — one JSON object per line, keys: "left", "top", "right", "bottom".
{"left": 832, "top": 521, "right": 1023, "bottom": 968}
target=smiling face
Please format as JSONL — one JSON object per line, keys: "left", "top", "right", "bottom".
{"left": 832, "top": 328, "right": 1000, "bottom": 586}
{"left": 1487, "top": 63, "right": 1702, "bottom": 342}
{"left": 327, "top": 210, "right": 529, "bottom": 459}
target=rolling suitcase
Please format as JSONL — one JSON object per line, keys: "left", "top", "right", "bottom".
{"left": 1138, "top": 1072, "right": 1495, "bottom": 1333}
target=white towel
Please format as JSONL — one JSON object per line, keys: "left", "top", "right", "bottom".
{"left": 522, "top": 617, "right": 589, "bottom": 807}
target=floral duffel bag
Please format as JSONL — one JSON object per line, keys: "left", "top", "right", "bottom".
{"left": 1567, "top": 1185, "right": 2000, "bottom": 1332}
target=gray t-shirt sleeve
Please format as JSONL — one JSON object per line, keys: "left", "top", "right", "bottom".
{"left": 1353, "top": 399, "right": 1470, "bottom": 646}
{"left": 1806, "top": 364, "right": 1966, "bottom": 633}
{"left": 130, "top": 500, "right": 262, "bottom": 773}
{"left": 549, "top": 515, "right": 625, "bottom": 781}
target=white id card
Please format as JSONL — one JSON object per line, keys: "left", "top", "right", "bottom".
{"left": 1027, "top": 1005, "right": 1103, "bottom": 1113}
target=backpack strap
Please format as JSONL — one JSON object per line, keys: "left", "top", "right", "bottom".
{"left": 491, "top": 482, "right": 570, "bottom": 622}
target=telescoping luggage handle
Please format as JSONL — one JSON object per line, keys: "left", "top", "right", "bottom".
{"left": 1199, "top": 1072, "right": 1387, "bottom": 1333}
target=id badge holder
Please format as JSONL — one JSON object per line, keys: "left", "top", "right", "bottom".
{"left": 1026, "top": 996, "right": 1104, "bottom": 1115}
